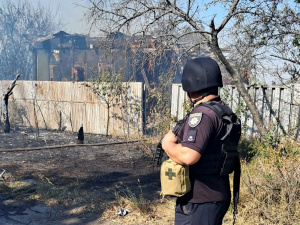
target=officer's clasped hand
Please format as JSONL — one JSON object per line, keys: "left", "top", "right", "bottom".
{"left": 162, "top": 130, "right": 177, "bottom": 151}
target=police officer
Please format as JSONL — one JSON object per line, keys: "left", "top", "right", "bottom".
{"left": 162, "top": 57, "right": 231, "bottom": 225}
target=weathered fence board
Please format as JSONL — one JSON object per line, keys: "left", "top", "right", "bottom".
{"left": 1, "top": 80, "right": 299, "bottom": 138}
{"left": 0, "top": 81, "right": 143, "bottom": 136}
{"left": 171, "top": 84, "right": 300, "bottom": 139}
{"left": 262, "top": 88, "right": 272, "bottom": 128}
{"left": 292, "top": 85, "right": 300, "bottom": 139}
{"left": 171, "top": 84, "right": 188, "bottom": 120}
{"left": 231, "top": 86, "right": 240, "bottom": 111}
{"left": 280, "top": 88, "right": 292, "bottom": 134}
{"left": 272, "top": 88, "right": 282, "bottom": 135}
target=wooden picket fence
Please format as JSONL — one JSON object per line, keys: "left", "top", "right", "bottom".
{"left": 171, "top": 84, "right": 300, "bottom": 139}
{"left": 1, "top": 80, "right": 299, "bottom": 138}
{"left": 0, "top": 81, "right": 144, "bottom": 137}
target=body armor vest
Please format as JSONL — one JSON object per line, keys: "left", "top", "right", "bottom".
{"left": 195, "top": 101, "right": 241, "bottom": 224}
{"left": 195, "top": 101, "right": 241, "bottom": 176}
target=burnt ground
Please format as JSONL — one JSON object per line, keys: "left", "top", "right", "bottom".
{"left": 0, "top": 127, "right": 162, "bottom": 225}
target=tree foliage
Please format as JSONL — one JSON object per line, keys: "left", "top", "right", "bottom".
{"left": 226, "top": 0, "right": 300, "bottom": 84}
{"left": 0, "top": 0, "right": 63, "bottom": 80}
{"left": 90, "top": 71, "right": 127, "bottom": 136}
{"left": 85, "top": 0, "right": 300, "bottom": 137}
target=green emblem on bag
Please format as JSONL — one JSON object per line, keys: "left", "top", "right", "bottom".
{"left": 165, "top": 168, "right": 176, "bottom": 180}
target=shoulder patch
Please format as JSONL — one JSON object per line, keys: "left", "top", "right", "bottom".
{"left": 186, "top": 129, "right": 197, "bottom": 143}
{"left": 188, "top": 113, "right": 203, "bottom": 128}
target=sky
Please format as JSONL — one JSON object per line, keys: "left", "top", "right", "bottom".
{"left": 30, "top": 0, "right": 94, "bottom": 35}
{"left": 28, "top": 0, "right": 227, "bottom": 36}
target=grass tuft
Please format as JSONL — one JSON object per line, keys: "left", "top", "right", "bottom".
{"left": 224, "top": 138, "right": 300, "bottom": 225}
{"left": 100, "top": 180, "right": 175, "bottom": 224}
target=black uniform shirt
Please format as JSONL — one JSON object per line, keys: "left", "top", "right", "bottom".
{"left": 177, "top": 96, "right": 231, "bottom": 204}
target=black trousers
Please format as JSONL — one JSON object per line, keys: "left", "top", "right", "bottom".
{"left": 175, "top": 200, "right": 230, "bottom": 225}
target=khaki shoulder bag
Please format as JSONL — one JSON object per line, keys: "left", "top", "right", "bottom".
{"left": 160, "top": 158, "right": 191, "bottom": 197}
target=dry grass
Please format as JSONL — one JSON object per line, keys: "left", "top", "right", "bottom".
{"left": 99, "top": 181, "right": 175, "bottom": 224}
{"left": 99, "top": 137, "right": 300, "bottom": 225}
{"left": 1, "top": 137, "right": 299, "bottom": 224}
{"left": 100, "top": 197, "right": 175, "bottom": 225}
{"left": 227, "top": 138, "right": 300, "bottom": 225}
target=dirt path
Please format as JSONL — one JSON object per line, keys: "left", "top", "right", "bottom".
{"left": 0, "top": 128, "right": 161, "bottom": 224}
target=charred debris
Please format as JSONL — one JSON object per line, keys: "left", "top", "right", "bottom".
{"left": 30, "top": 31, "right": 212, "bottom": 85}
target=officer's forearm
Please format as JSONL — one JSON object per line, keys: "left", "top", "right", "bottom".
{"left": 164, "top": 142, "right": 201, "bottom": 165}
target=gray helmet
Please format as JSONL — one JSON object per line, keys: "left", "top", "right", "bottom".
{"left": 181, "top": 57, "right": 223, "bottom": 92}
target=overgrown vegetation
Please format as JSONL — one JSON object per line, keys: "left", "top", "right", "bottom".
{"left": 0, "top": 0, "right": 63, "bottom": 80}
{"left": 229, "top": 137, "right": 300, "bottom": 225}
{"left": 90, "top": 71, "right": 125, "bottom": 136}
{"left": 0, "top": 135, "right": 299, "bottom": 224}
{"left": 144, "top": 73, "right": 174, "bottom": 138}
{"left": 113, "top": 180, "right": 150, "bottom": 214}
{"left": 101, "top": 180, "right": 176, "bottom": 224}
{"left": 98, "top": 137, "right": 300, "bottom": 225}
{"left": 88, "top": 71, "right": 143, "bottom": 137}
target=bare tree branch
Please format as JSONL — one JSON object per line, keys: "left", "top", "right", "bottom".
{"left": 270, "top": 55, "right": 300, "bottom": 66}
{"left": 216, "top": 0, "right": 240, "bottom": 32}
{"left": 84, "top": 0, "right": 300, "bottom": 137}
{"left": 2, "top": 74, "right": 20, "bottom": 133}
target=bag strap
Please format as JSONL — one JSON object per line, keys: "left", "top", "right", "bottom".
{"left": 233, "top": 157, "right": 241, "bottom": 225}
{"left": 197, "top": 102, "right": 236, "bottom": 140}
{"left": 197, "top": 101, "right": 240, "bottom": 225}
{"left": 199, "top": 101, "right": 233, "bottom": 118}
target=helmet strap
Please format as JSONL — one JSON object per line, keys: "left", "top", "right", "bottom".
{"left": 188, "top": 92, "right": 210, "bottom": 108}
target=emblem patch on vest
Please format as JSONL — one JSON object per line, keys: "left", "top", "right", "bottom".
{"left": 188, "top": 113, "right": 202, "bottom": 128}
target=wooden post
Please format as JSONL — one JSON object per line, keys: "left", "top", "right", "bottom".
{"left": 77, "top": 123, "right": 84, "bottom": 144}
{"left": 2, "top": 74, "right": 20, "bottom": 133}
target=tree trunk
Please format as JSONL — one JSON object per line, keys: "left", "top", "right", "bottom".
{"left": 2, "top": 74, "right": 20, "bottom": 133}
{"left": 209, "top": 32, "right": 267, "bottom": 136}
{"left": 3, "top": 94, "right": 10, "bottom": 133}
{"left": 106, "top": 105, "right": 110, "bottom": 136}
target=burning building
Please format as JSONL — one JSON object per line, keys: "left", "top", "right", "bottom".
{"left": 31, "top": 31, "right": 183, "bottom": 84}
{"left": 31, "top": 31, "right": 237, "bottom": 86}
{"left": 31, "top": 31, "right": 100, "bottom": 81}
